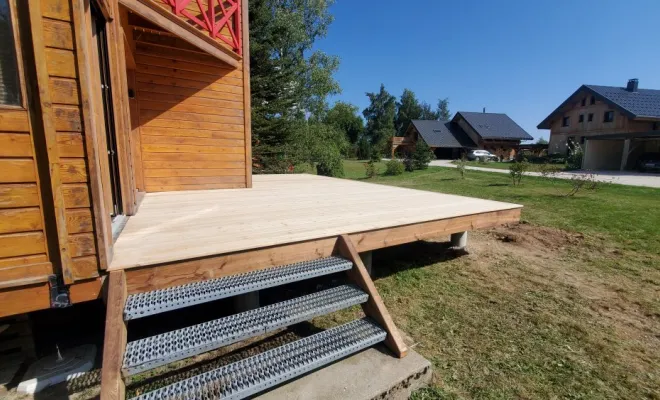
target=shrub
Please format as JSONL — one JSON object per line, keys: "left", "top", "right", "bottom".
{"left": 412, "top": 141, "right": 434, "bottom": 170}
{"left": 364, "top": 160, "right": 377, "bottom": 178}
{"left": 566, "top": 146, "right": 584, "bottom": 170}
{"left": 455, "top": 156, "right": 467, "bottom": 179}
{"left": 357, "top": 137, "right": 372, "bottom": 160}
{"left": 403, "top": 153, "right": 415, "bottom": 172}
{"left": 509, "top": 158, "right": 529, "bottom": 186}
{"left": 384, "top": 159, "right": 404, "bottom": 176}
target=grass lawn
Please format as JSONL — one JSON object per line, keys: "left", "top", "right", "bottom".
{"left": 450, "top": 159, "right": 567, "bottom": 172}
{"left": 323, "top": 160, "right": 660, "bottom": 399}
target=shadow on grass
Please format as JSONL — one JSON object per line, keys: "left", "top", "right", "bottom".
{"left": 487, "top": 183, "right": 510, "bottom": 187}
{"left": 372, "top": 240, "right": 466, "bottom": 280}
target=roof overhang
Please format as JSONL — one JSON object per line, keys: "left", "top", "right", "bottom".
{"left": 119, "top": 0, "right": 241, "bottom": 68}
{"left": 537, "top": 85, "right": 637, "bottom": 130}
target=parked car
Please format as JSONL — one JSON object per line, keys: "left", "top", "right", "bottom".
{"left": 636, "top": 153, "right": 660, "bottom": 172}
{"left": 467, "top": 150, "right": 498, "bottom": 161}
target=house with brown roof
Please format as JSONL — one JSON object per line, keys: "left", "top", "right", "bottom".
{"left": 537, "top": 79, "right": 660, "bottom": 170}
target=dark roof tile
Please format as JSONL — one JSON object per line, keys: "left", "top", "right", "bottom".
{"left": 456, "top": 112, "right": 534, "bottom": 140}
{"left": 410, "top": 120, "right": 477, "bottom": 148}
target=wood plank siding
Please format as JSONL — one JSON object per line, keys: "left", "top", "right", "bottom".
{"left": 132, "top": 29, "right": 247, "bottom": 191}
{"left": 41, "top": 0, "right": 99, "bottom": 280}
{"left": 0, "top": 0, "right": 54, "bottom": 288}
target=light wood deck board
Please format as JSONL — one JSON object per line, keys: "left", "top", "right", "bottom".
{"left": 109, "top": 174, "right": 522, "bottom": 270}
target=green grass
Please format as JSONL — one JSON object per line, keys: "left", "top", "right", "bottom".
{"left": 451, "top": 160, "right": 567, "bottom": 172}
{"left": 330, "top": 160, "right": 660, "bottom": 399}
{"left": 341, "top": 160, "right": 660, "bottom": 254}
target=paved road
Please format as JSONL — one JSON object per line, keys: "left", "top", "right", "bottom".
{"left": 429, "top": 159, "right": 660, "bottom": 189}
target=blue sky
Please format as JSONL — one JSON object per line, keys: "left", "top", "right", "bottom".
{"left": 316, "top": 0, "right": 660, "bottom": 141}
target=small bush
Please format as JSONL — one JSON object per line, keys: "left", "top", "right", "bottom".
{"left": 566, "top": 146, "right": 584, "bottom": 170}
{"left": 364, "top": 160, "right": 377, "bottom": 178}
{"left": 412, "top": 141, "right": 434, "bottom": 170}
{"left": 455, "top": 156, "right": 467, "bottom": 179}
{"left": 384, "top": 159, "right": 404, "bottom": 176}
{"left": 509, "top": 158, "right": 529, "bottom": 186}
{"left": 403, "top": 154, "right": 415, "bottom": 172}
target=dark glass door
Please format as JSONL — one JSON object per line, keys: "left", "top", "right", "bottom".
{"left": 92, "top": 4, "right": 122, "bottom": 218}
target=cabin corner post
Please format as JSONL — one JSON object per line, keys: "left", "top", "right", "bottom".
{"left": 25, "top": 0, "right": 75, "bottom": 284}
{"left": 242, "top": 0, "right": 252, "bottom": 187}
{"left": 71, "top": 0, "right": 114, "bottom": 270}
{"left": 335, "top": 235, "right": 408, "bottom": 358}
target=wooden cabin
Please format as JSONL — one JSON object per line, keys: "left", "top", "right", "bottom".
{"left": 0, "top": 0, "right": 251, "bottom": 317}
{"left": 0, "top": 0, "right": 523, "bottom": 398}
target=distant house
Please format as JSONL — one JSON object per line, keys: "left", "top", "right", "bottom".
{"left": 537, "top": 79, "right": 660, "bottom": 170}
{"left": 393, "top": 112, "right": 533, "bottom": 160}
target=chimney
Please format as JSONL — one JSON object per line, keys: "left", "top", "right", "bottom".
{"left": 626, "top": 78, "right": 639, "bottom": 92}
{"left": 483, "top": 107, "right": 486, "bottom": 113}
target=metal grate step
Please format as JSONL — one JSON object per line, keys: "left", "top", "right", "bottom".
{"left": 130, "top": 318, "right": 385, "bottom": 400}
{"left": 124, "top": 256, "right": 353, "bottom": 320}
{"left": 122, "top": 285, "right": 368, "bottom": 376}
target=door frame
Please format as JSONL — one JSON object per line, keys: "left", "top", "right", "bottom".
{"left": 72, "top": 0, "right": 137, "bottom": 270}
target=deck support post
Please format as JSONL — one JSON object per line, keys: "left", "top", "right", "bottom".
{"left": 451, "top": 231, "right": 468, "bottom": 250}
{"left": 360, "top": 251, "right": 373, "bottom": 276}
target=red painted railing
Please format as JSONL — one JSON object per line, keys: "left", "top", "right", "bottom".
{"left": 161, "top": 0, "right": 242, "bottom": 55}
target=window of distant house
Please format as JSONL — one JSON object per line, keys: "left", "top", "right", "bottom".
{"left": 0, "top": 0, "right": 22, "bottom": 106}
{"left": 578, "top": 114, "right": 584, "bottom": 123}
{"left": 581, "top": 98, "right": 586, "bottom": 107}
{"left": 562, "top": 116, "right": 570, "bottom": 127}
{"left": 603, "top": 111, "right": 614, "bottom": 123}
{"left": 590, "top": 96, "right": 596, "bottom": 105}
{"left": 588, "top": 113, "right": 593, "bottom": 122}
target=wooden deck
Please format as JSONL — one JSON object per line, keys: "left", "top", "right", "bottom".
{"left": 110, "top": 174, "right": 522, "bottom": 271}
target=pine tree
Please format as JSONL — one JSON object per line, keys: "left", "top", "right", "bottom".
{"left": 437, "top": 98, "right": 451, "bottom": 120}
{"left": 362, "top": 84, "right": 396, "bottom": 158}
{"left": 395, "top": 89, "right": 423, "bottom": 135}
{"left": 249, "top": 0, "right": 340, "bottom": 166}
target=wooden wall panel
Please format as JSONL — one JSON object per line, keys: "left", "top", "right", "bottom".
{"left": 41, "top": 0, "right": 99, "bottom": 280}
{"left": 133, "top": 31, "right": 247, "bottom": 192}
{"left": 0, "top": 0, "right": 54, "bottom": 288}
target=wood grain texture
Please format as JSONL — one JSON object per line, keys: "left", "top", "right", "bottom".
{"left": 0, "top": 283, "right": 50, "bottom": 318}
{"left": 0, "top": 208, "right": 43, "bottom": 234}
{"left": 0, "top": 262, "right": 52, "bottom": 289}
{"left": 31, "top": 0, "right": 76, "bottom": 283}
{"left": 110, "top": 174, "right": 523, "bottom": 270}
{"left": 119, "top": 0, "right": 239, "bottom": 68}
{"left": 0, "top": 232, "right": 46, "bottom": 259}
{"left": 241, "top": 0, "right": 252, "bottom": 187}
{"left": 134, "top": 37, "right": 247, "bottom": 192}
{"left": 0, "top": 254, "right": 48, "bottom": 269}
{"left": 336, "top": 234, "right": 408, "bottom": 358}
{"left": 43, "top": 18, "right": 74, "bottom": 50}
{"left": 65, "top": 208, "right": 93, "bottom": 233}
{"left": 49, "top": 77, "right": 80, "bottom": 105}
{"left": 41, "top": 0, "right": 71, "bottom": 21}
{"left": 45, "top": 48, "right": 77, "bottom": 78}
{"left": 100, "top": 271, "right": 127, "bottom": 400}
{"left": 0, "top": 185, "right": 40, "bottom": 208}
{"left": 0, "top": 110, "right": 30, "bottom": 132}
{"left": 71, "top": 0, "right": 112, "bottom": 270}
{"left": 0, "top": 160, "right": 36, "bottom": 183}
{"left": 56, "top": 132, "right": 85, "bottom": 157}
{"left": 0, "top": 134, "right": 33, "bottom": 157}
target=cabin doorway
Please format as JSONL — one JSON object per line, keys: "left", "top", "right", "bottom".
{"left": 91, "top": 3, "right": 123, "bottom": 219}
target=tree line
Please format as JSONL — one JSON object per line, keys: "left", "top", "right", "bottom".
{"left": 249, "top": 0, "right": 450, "bottom": 176}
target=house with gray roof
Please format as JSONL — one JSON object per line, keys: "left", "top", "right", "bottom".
{"left": 393, "top": 112, "right": 532, "bottom": 160}
{"left": 538, "top": 79, "right": 660, "bottom": 170}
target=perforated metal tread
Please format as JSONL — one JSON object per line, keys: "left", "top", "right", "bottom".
{"left": 122, "top": 285, "right": 368, "bottom": 376}
{"left": 124, "top": 256, "right": 353, "bottom": 320}
{"left": 130, "top": 318, "right": 385, "bottom": 400}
